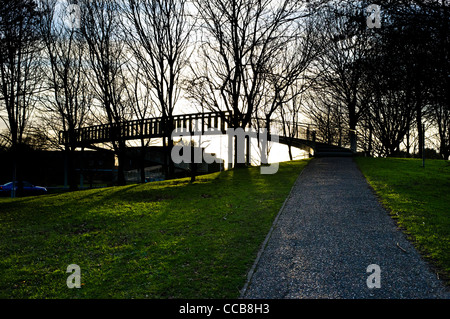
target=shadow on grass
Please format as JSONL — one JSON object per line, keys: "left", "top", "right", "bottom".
{"left": 0, "top": 160, "right": 311, "bottom": 298}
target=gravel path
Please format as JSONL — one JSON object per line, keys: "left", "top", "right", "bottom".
{"left": 241, "top": 157, "right": 450, "bottom": 299}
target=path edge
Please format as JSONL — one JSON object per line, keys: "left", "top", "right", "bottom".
{"left": 239, "top": 160, "right": 312, "bottom": 298}
{"left": 353, "top": 157, "right": 450, "bottom": 289}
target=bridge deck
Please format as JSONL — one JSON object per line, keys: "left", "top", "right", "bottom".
{"left": 59, "top": 111, "right": 353, "bottom": 156}
{"left": 59, "top": 111, "right": 232, "bottom": 147}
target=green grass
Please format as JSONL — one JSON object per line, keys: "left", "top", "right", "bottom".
{"left": 0, "top": 160, "right": 309, "bottom": 299}
{"left": 355, "top": 157, "right": 450, "bottom": 282}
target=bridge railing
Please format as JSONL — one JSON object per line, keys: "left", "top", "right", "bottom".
{"left": 251, "top": 118, "right": 317, "bottom": 141}
{"left": 250, "top": 117, "right": 355, "bottom": 151}
{"left": 59, "top": 111, "right": 232, "bottom": 146}
{"left": 59, "top": 110, "right": 353, "bottom": 151}
{"left": 311, "top": 125, "right": 354, "bottom": 148}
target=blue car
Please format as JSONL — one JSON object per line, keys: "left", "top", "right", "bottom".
{"left": 0, "top": 181, "right": 48, "bottom": 197}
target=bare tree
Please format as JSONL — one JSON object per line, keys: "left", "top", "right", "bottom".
{"left": 359, "top": 0, "right": 448, "bottom": 157}
{"left": 79, "top": 0, "right": 130, "bottom": 185}
{"left": 259, "top": 15, "right": 317, "bottom": 136}
{"left": 366, "top": 61, "right": 417, "bottom": 157}
{"left": 278, "top": 82, "right": 314, "bottom": 160}
{"left": 123, "top": 0, "right": 193, "bottom": 179}
{"left": 0, "top": 0, "right": 43, "bottom": 196}
{"left": 121, "top": 59, "right": 159, "bottom": 183}
{"left": 304, "top": 86, "right": 347, "bottom": 147}
{"left": 187, "top": 0, "right": 307, "bottom": 166}
{"left": 431, "top": 103, "right": 450, "bottom": 160}
{"left": 311, "top": 1, "right": 379, "bottom": 152}
{"left": 39, "top": 0, "right": 92, "bottom": 190}
{"left": 418, "top": 0, "right": 450, "bottom": 159}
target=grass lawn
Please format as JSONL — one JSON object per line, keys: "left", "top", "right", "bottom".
{"left": 355, "top": 157, "right": 450, "bottom": 282}
{"left": 0, "top": 160, "right": 309, "bottom": 299}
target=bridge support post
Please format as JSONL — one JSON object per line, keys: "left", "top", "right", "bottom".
{"left": 64, "top": 145, "right": 68, "bottom": 188}
{"left": 227, "top": 128, "right": 249, "bottom": 169}
{"left": 246, "top": 135, "right": 251, "bottom": 166}
{"left": 80, "top": 147, "right": 84, "bottom": 189}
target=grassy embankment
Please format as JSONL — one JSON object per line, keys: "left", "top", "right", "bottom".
{"left": 355, "top": 157, "right": 450, "bottom": 283}
{"left": 0, "top": 160, "right": 309, "bottom": 298}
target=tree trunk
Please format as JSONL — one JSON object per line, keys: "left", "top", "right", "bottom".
{"left": 116, "top": 140, "right": 127, "bottom": 186}
{"left": 163, "top": 117, "right": 175, "bottom": 179}
{"left": 406, "top": 127, "right": 410, "bottom": 157}
{"left": 190, "top": 144, "right": 196, "bottom": 183}
{"left": 140, "top": 142, "right": 147, "bottom": 183}
{"left": 15, "top": 143, "right": 25, "bottom": 197}
{"left": 68, "top": 147, "right": 78, "bottom": 191}
{"left": 368, "top": 120, "right": 373, "bottom": 157}
{"left": 416, "top": 98, "right": 423, "bottom": 158}
{"left": 349, "top": 123, "right": 357, "bottom": 153}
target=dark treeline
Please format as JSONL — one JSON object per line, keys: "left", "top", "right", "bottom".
{"left": 306, "top": 0, "right": 449, "bottom": 159}
{"left": 0, "top": 0, "right": 449, "bottom": 189}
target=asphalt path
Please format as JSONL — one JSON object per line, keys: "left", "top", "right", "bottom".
{"left": 241, "top": 157, "right": 450, "bottom": 299}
